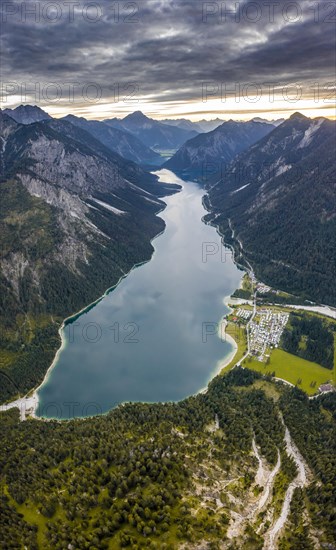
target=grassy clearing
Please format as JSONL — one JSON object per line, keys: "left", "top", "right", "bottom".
{"left": 4, "top": 486, "right": 47, "bottom": 548}
{"left": 228, "top": 303, "right": 253, "bottom": 312}
{"left": 16, "top": 502, "right": 48, "bottom": 548}
{"left": 220, "top": 323, "right": 247, "bottom": 373}
{"left": 0, "top": 350, "right": 20, "bottom": 370}
{"left": 243, "top": 349, "right": 334, "bottom": 395}
{"left": 234, "top": 379, "right": 281, "bottom": 401}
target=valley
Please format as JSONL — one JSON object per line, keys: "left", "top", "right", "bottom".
{"left": 2, "top": 0, "right": 336, "bottom": 546}
{"left": 0, "top": 109, "right": 180, "bottom": 405}
{"left": 0, "top": 106, "right": 335, "bottom": 550}
{"left": 33, "top": 169, "right": 242, "bottom": 419}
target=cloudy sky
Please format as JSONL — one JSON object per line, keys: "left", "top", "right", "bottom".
{"left": 1, "top": 0, "right": 335, "bottom": 120}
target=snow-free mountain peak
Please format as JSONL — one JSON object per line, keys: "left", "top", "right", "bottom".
{"left": 289, "top": 111, "right": 308, "bottom": 121}
{"left": 3, "top": 104, "right": 52, "bottom": 124}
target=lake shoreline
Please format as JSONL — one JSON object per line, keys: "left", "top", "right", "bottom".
{"left": 0, "top": 185, "right": 175, "bottom": 419}
{"left": 0, "top": 224, "right": 170, "bottom": 421}
{"left": 2, "top": 173, "right": 243, "bottom": 421}
{"left": 34, "top": 215, "right": 174, "bottom": 418}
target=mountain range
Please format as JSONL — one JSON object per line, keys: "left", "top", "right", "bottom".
{"left": 61, "top": 114, "right": 162, "bottom": 166}
{"left": 165, "top": 120, "right": 275, "bottom": 178}
{"left": 104, "top": 111, "right": 199, "bottom": 151}
{"left": 160, "top": 118, "right": 205, "bottom": 133}
{"left": 162, "top": 117, "right": 284, "bottom": 134}
{"left": 1, "top": 105, "right": 335, "bottom": 401}
{"left": 205, "top": 113, "right": 336, "bottom": 306}
{"left": 4, "top": 106, "right": 163, "bottom": 166}
{"left": 162, "top": 118, "right": 228, "bottom": 133}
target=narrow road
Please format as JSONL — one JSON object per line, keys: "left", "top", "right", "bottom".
{"left": 227, "top": 217, "right": 257, "bottom": 367}
{"left": 237, "top": 290, "right": 257, "bottom": 366}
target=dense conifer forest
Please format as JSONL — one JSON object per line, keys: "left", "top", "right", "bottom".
{"left": 281, "top": 313, "right": 335, "bottom": 369}
{"left": 1, "top": 369, "right": 335, "bottom": 549}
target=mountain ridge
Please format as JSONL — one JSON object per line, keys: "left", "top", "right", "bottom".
{"left": 61, "top": 114, "right": 162, "bottom": 166}
{"left": 104, "top": 110, "right": 199, "bottom": 151}
{"left": 164, "top": 119, "right": 275, "bottom": 178}
{"left": 2, "top": 106, "right": 164, "bottom": 166}
{"left": 206, "top": 114, "right": 336, "bottom": 306}
{"left": 0, "top": 111, "right": 180, "bottom": 402}
{"left": 3, "top": 105, "right": 52, "bottom": 124}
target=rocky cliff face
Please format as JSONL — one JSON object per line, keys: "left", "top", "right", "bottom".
{"left": 0, "top": 110, "right": 176, "bottom": 303}
{"left": 0, "top": 109, "right": 179, "bottom": 401}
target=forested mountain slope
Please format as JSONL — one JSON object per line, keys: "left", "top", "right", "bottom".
{"left": 206, "top": 114, "right": 336, "bottom": 306}
{"left": 0, "top": 110, "right": 179, "bottom": 402}
{"left": 62, "top": 115, "right": 162, "bottom": 165}
{"left": 1, "top": 369, "right": 335, "bottom": 549}
{"left": 164, "top": 120, "right": 275, "bottom": 177}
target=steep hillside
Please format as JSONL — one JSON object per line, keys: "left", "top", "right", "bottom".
{"left": 0, "top": 111, "right": 180, "bottom": 402}
{"left": 165, "top": 120, "right": 275, "bottom": 178}
{"left": 207, "top": 113, "right": 336, "bottom": 306}
{"left": 62, "top": 115, "right": 162, "bottom": 166}
{"left": 1, "top": 369, "right": 335, "bottom": 549}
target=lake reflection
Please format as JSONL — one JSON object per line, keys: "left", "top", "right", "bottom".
{"left": 37, "top": 170, "right": 242, "bottom": 418}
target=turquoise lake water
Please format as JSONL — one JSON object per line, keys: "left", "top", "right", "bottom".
{"left": 37, "top": 170, "right": 242, "bottom": 418}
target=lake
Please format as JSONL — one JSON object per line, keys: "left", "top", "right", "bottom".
{"left": 36, "top": 169, "right": 243, "bottom": 419}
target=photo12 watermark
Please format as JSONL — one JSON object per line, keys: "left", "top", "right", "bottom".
{"left": 0, "top": 81, "right": 142, "bottom": 106}
{"left": 64, "top": 320, "right": 140, "bottom": 344}
{"left": 202, "top": 320, "right": 242, "bottom": 343}
{"left": 201, "top": 2, "right": 336, "bottom": 24}
{"left": 1, "top": 1, "right": 141, "bottom": 24}
{"left": 0, "top": 370, "right": 121, "bottom": 420}
{"left": 201, "top": 81, "right": 336, "bottom": 104}
{"left": 202, "top": 242, "right": 234, "bottom": 264}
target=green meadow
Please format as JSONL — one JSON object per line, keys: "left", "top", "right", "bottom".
{"left": 243, "top": 348, "right": 335, "bottom": 396}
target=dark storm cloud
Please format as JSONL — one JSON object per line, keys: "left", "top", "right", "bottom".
{"left": 1, "top": 0, "right": 335, "bottom": 109}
